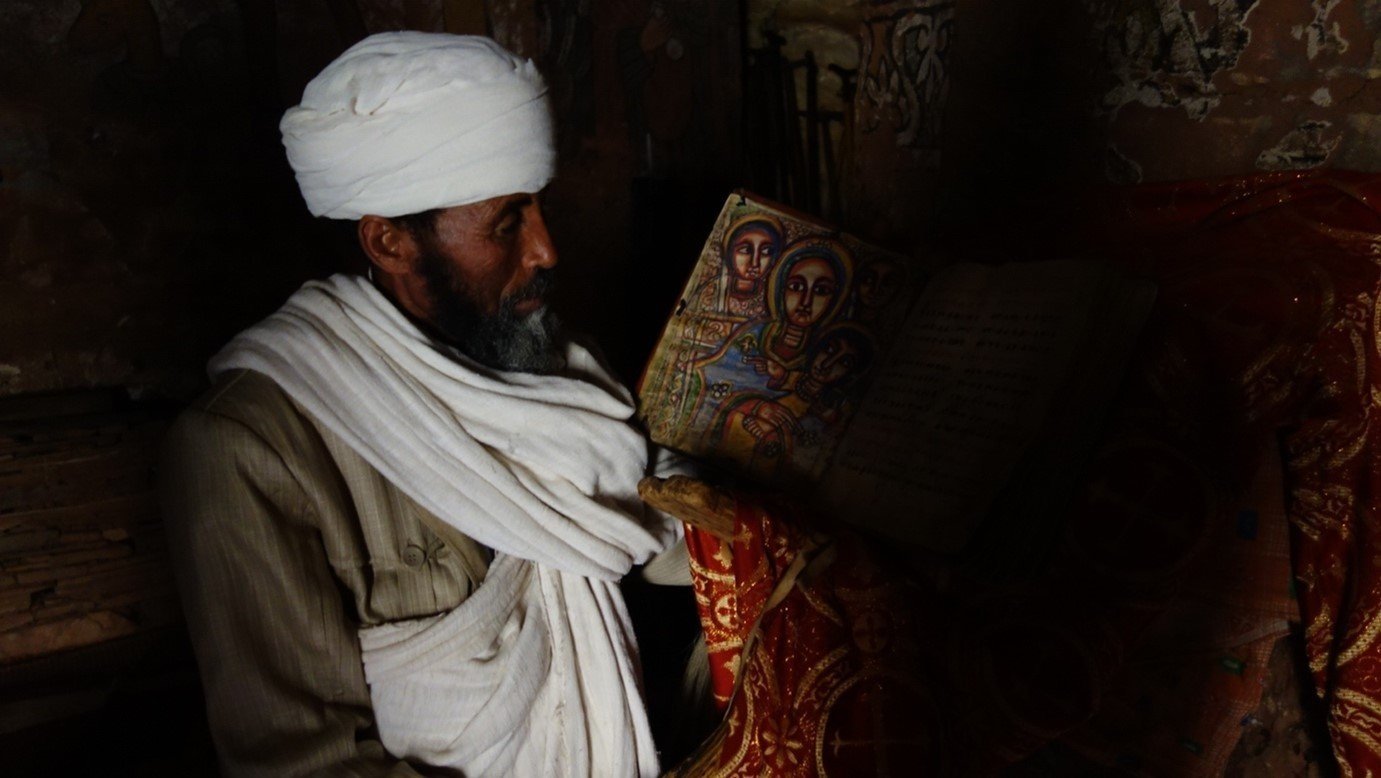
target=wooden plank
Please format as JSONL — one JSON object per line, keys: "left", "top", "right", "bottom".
{"left": 22, "top": 595, "right": 178, "bottom": 635}
{"left": 6, "top": 544, "right": 135, "bottom": 575}
{"left": 22, "top": 599, "right": 99, "bottom": 627}
{"left": 0, "top": 555, "right": 170, "bottom": 618}
{"left": 0, "top": 390, "right": 119, "bottom": 422}
{"left": 0, "top": 400, "right": 176, "bottom": 666}
{"left": 0, "top": 611, "right": 34, "bottom": 634}
{"left": 12, "top": 555, "right": 146, "bottom": 587}
{"left": 0, "top": 589, "right": 34, "bottom": 617}
{"left": 0, "top": 479, "right": 154, "bottom": 514}
{"left": 0, "top": 611, "right": 140, "bottom": 664}
{"left": 0, "top": 530, "right": 108, "bottom": 560}
{"left": 0, "top": 424, "right": 165, "bottom": 464}
{"left": 0, "top": 417, "right": 162, "bottom": 451}
{"left": 0, "top": 494, "right": 159, "bottom": 534}
{"left": 0, "top": 528, "right": 61, "bottom": 557}
{"left": 52, "top": 559, "right": 171, "bottom": 604}
{"left": 0, "top": 446, "right": 150, "bottom": 470}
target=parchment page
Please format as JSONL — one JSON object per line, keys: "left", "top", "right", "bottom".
{"left": 823, "top": 261, "right": 1103, "bottom": 550}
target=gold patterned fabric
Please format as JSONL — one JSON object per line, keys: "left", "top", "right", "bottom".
{"left": 1247, "top": 174, "right": 1381, "bottom": 774}
{"left": 672, "top": 500, "right": 939, "bottom": 776}
{"left": 1057, "top": 171, "right": 1381, "bottom": 773}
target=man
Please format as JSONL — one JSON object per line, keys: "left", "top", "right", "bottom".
{"left": 161, "top": 32, "right": 689, "bottom": 777}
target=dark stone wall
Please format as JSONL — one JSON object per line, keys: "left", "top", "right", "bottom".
{"left": 0, "top": 0, "right": 338, "bottom": 399}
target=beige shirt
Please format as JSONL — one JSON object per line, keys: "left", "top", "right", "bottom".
{"left": 164, "top": 368, "right": 692, "bottom": 776}
{"left": 159, "top": 369, "right": 499, "bottom": 776}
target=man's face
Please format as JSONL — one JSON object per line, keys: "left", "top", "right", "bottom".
{"left": 411, "top": 192, "right": 563, "bottom": 373}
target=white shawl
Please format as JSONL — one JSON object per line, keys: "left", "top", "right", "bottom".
{"left": 210, "top": 274, "right": 674, "bottom": 776}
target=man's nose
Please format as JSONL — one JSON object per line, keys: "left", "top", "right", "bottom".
{"left": 522, "top": 202, "right": 558, "bottom": 269}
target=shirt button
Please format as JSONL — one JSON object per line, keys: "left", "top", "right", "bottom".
{"left": 402, "top": 545, "right": 426, "bottom": 568}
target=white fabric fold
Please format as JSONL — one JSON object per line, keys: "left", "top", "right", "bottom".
{"left": 210, "top": 274, "right": 672, "bottom": 776}
{"left": 280, "top": 32, "right": 555, "bottom": 219}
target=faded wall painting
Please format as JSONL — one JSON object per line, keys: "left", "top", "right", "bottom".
{"left": 1086, "top": 0, "right": 1381, "bottom": 181}
{"left": 857, "top": 0, "right": 954, "bottom": 157}
{"left": 843, "top": 0, "right": 956, "bottom": 245}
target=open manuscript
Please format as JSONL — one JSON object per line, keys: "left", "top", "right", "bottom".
{"left": 637, "top": 192, "right": 1155, "bottom": 553}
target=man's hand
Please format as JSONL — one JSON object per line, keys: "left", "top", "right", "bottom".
{"left": 638, "top": 476, "right": 736, "bottom": 540}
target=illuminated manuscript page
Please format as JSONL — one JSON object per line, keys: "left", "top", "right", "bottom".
{"left": 823, "top": 261, "right": 1105, "bottom": 551}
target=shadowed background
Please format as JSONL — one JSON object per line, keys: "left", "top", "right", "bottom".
{"left": 2, "top": 0, "right": 1380, "bottom": 774}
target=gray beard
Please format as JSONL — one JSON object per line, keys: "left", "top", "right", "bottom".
{"left": 460, "top": 302, "right": 564, "bottom": 374}
{"left": 415, "top": 251, "right": 563, "bottom": 374}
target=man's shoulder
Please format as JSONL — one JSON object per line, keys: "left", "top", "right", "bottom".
{"left": 181, "top": 367, "right": 289, "bottom": 424}
{"left": 171, "top": 369, "right": 320, "bottom": 459}
{"left": 191, "top": 367, "right": 285, "bottom": 411}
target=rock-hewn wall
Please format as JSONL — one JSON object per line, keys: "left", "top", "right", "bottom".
{"left": 752, "top": 0, "right": 1381, "bottom": 247}
{"left": 0, "top": 0, "right": 339, "bottom": 399}
{"left": 1092, "top": 0, "right": 1381, "bottom": 182}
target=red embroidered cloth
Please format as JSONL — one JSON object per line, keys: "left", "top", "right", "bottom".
{"left": 670, "top": 172, "right": 1381, "bottom": 776}
{"left": 1088, "top": 171, "right": 1381, "bottom": 773}
{"left": 673, "top": 502, "right": 951, "bottom": 775}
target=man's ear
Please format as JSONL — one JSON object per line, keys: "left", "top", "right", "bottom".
{"left": 358, "top": 215, "right": 419, "bottom": 276}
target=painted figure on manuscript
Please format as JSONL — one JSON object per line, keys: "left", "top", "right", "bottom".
{"left": 711, "top": 323, "right": 877, "bottom": 479}
{"left": 706, "top": 214, "right": 785, "bottom": 320}
{"left": 725, "top": 238, "right": 852, "bottom": 387}
{"left": 638, "top": 193, "right": 913, "bottom": 485}
{"left": 688, "top": 239, "right": 860, "bottom": 477}
{"left": 682, "top": 214, "right": 786, "bottom": 356}
{"left": 852, "top": 256, "right": 909, "bottom": 327}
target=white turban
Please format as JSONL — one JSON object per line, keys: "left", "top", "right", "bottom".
{"left": 280, "top": 32, "right": 555, "bottom": 220}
